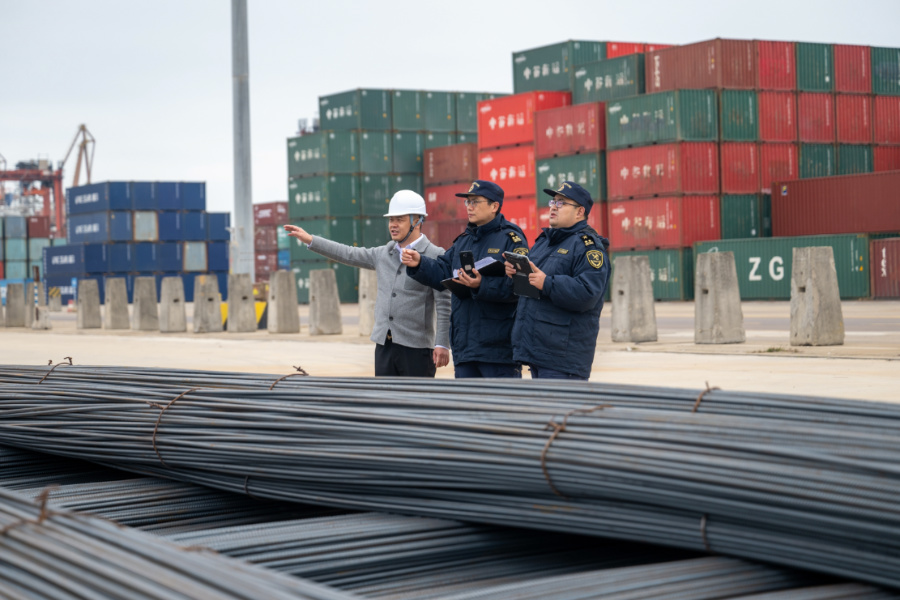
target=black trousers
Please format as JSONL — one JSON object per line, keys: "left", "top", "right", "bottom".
{"left": 374, "top": 334, "right": 436, "bottom": 377}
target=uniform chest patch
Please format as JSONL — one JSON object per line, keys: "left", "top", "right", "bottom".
{"left": 587, "top": 249, "right": 604, "bottom": 269}
{"left": 557, "top": 248, "right": 569, "bottom": 254}
{"left": 487, "top": 248, "right": 500, "bottom": 254}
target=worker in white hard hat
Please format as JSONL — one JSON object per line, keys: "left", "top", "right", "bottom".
{"left": 285, "top": 190, "right": 451, "bottom": 377}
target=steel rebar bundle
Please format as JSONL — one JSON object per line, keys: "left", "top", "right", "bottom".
{"left": 1, "top": 364, "right": 899, "bottom": 589}
{"left": 0, "top": 486, "right": 360, "bottom": 600}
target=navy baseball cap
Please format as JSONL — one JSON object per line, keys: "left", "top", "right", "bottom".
{"left": 456, "top": 180, "right": 504, "bottom": 207}
{"left": 543, "top": 181, "right": 593, "bottom": 216}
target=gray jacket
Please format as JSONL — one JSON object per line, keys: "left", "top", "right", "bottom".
{"left": 307, "top": 236, "right": 451, "bottom": 349}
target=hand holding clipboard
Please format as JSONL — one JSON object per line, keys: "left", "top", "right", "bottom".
{"left": 503, "top": 252, "right": 541, "bottom": 299}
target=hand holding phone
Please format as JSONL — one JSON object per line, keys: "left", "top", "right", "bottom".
{"left": 459, "top": 251, "right": 475, "bottom": 277}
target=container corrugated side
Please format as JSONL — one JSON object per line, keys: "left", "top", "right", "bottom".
{"left": 609, "top": 248, "right": 693, "bottom": 300}
{"left": 874, "top": 96, "right": 900, "bottom": 144}
{"left": 287, "top": 132, "right": 359, "bottom": 177}
{"left": 721, "top": 195, "right": 768, "bottom": 238}
{"left": 534, "top": 103, "right": 605, "bottom": 158}
{"left": 833, "top": 44, "right": 871, "bottom": 93}
{"left": 797, "top": 93, "right": 835, "bottom": 143}
{"left": 758, "top": 143, "right": 799, "bottom": 193}
{"left": 477, "top": 145, "right": 536, "bottom": 198}
{"left": 359, "top": 131, "right": 393, "bottom": 174}
{"left": 837, "top": 145, "right": 873, "bottom": 175}
{"left": 757, "top": 91, "right": 797, "bottom": 142}
{"left": 424, "top": 143, "right": 478, "bottom": 187}
{"left": 424, "top": 91, "right": 456, "bottom": 132}
{"left": 607, "top": 196, "right": 721, "bottom": 250}
{"left": 512, "top": 40, "right": 606, "bottom": 94}
{"left": 477, "top": 92, "right": 571, "bottom": 149}
{"left": 573, "top": 54, "right": 644, "bottom": 104}
{"left": 253, "top": 202, "right": 288, "bottom": 227}
{"left": 720, "top": 143, "right": 760, "bottom": 194}
{"left": 424, "top": 183, "right": 468, "bottom": 222}
{"left": 456, "top": 93, "right": 503, "bottom": 133}
{"left": 606, "top": 90, "right": 718, "bottom": 149}
{"left": 873, "top": 146, "right": 900, "bottom": 171}
{"left": 424, "top": 133, "right": 456, "bottom": 149}
{"left": 835, "top": 94, "right": 873, "bottom": 144}
{"left": 288, "top": 218, "right": 359, "bottom": 261}
{"left": 871, "top": 47, "right": 900, "bottom": 96}
{"left": 755, "top": 40, "right": 795, "bottom": 90}
{"left": 719, "top": 90, "right": 758, "bottom": 141}
{"left": 535, "top": 153, "right": 606, "bottom": 202}
{"left": 694, "top": 234, "right": 870, "bottom": 299}
{"left": 392, "top": 132, "right": 425, "bottom": 173}
{"left": 392, "top": 90, "right": 425, "bottom": 132}
{"left": 796, "top": 43, "right": 834, "bottom": 92}
{"left": 871, "top": 237, "right": 900, "bottom": 298}
{"left": 645, "top": 39, "right": 756, "bottom": 92}
{"left": 288, "top": 175, "right": 360, "bottom": 219}
{"left": 772, "top": 171, "right": 900, "bottom": 236}
{"left": 606, "top": 142, "right": 719, "bottom": 199}
{"left": 799, "top": 144, "right": 836, "bottom": 178}
{"left": 318, "top": 89, "right": 391, "bottom": 131}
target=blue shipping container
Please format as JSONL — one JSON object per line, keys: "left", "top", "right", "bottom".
{"left": 131, "top": 182, "right": 157, "bottom": 210}
{"left": 133, "top": 242, "right": 182, "bottom": 272}
{"left": 4, "top": 239, "right": 28, "bottom": 261}
{"left": 209, "top": 242, "right": 229, "bottom": 271}
{"left": 43, "top": 275, "right": 77, "bottom": 305}
{"left": 43, "top": 244, "right": 109, "bottom": 276}
{"left": 179, "top": 182, "right": 206, "bottom": 211}
{"left": 158, "top": 212, "right": 183, "bottom": 241}
{"left": 277, "top": 249, "right": 290, "bottom": 269}
{"left": 157, "top": 182, "right": 180, "bottom": 211}
{"left": 4, "top": 216, "right": 27, "bottom": 239}
{"left": 66, "top": 182, "right": 131, "bottom": 216}
{"left": 67, "top": 212, "right": 133, "bottom": 244}
{"left": 181, "top": 212, "right": 207, "bottom": 241}
{"left": 107, "top": 243, "right": 133, "bottom": 273}
{"left": 133, "top": 211, "right": 160, "bottom": 241}
{"left": 207, "top": 212, "right": 231, "bottom": 241}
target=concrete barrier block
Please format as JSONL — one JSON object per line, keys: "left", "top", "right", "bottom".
{"left": 0, "top": 301, "right": 4, "bottom": 328}
{"left": 611, "top": 256, "right": 658, "bottom": 343}
{"left": 267, "top": 270, "right": 300, "bottom": 334}
{"left": 31, "top": 306, "right": 52, "bottom": 330}
{"left": 4, "top": 283, "right": 25, "bottom": 327}
{"left": 358, "top": 268, "right": 376, "bottom": 337}
{"left": 48, "top": 294, "right": 62, "bottom": 312}
{"left": 23, "top": 282, "right": 36, "bottom": 329}
{"left": 309, "top": 269, "right": 343, "bottom": 336}
{"left": 226, "top": 273, "right": 257, "bottom": 333}
{"left": 193, "top": 275, "right": 224, "bottom": 333}
{"left": 132, "top": 277, "right": 159, "bottom": 331}
{"left": 791, "top": 246, "right": 845, "bottom": 346}
{"left": 76, "top": 279, "right": 102, "bottom": 330}
{"left": 159, "top": 276, "right": 187, "bottom": 333}
{"left": 695, "top": 252, "right": 745, "bottom": 344}
{"left": 103, "top": 278, "right": 130, "bottom": 330}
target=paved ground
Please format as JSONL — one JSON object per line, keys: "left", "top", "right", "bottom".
{"left": 1, "top": 300, "right": 898, "bottom": 402}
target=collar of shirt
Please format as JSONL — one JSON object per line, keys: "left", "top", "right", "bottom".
{"left": 396, "top": 235, "right": 424, "bottom": 263}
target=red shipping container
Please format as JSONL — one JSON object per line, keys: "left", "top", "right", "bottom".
{"left": 424, "top": 183, "right": 468, "bottom": 221}
{"left": 477, "top": 91, "right": 571, "bottom": 150}
{"left": 835, "top": 94, "right": 873, "bottom": 144}
{"left": 0, "top": 263, "right": 4, "bottom": 279}
{"left": 254, "top": 252, "right": 279, "bottom": 275}
{"left": 871, "top": 237, "right": 900, "bottom": 298}
{"left": 538, "top": 203, "right": 608, "bottom": 238}
{"left": 758, "top": 92, "right": 797, "bottom": 142}
{"left": 534, "top": 103, "right": 605, "bottom": 159}
{"left": 606, "top": 143, "right": 719, "bottom": 199}
{"left": 254, "top": 225, "right": 279, "bottom": 250}
{"left": 606, "top": 42, "right": 644, "bottom": 58}
{"left": 874, "top": 146, "right": 900, "bottom": 172}
{"left": 607, "top": 196, "right": 721, "bottom": 251}
{"left": 26, "top": 216, "right": 51, "bottom": 238}
{"left": 797, "top": 93, "right": 835, "bottom": 143}
{"left": 253, "top": 202, "right": 288, "bottom": 227}
{"left": 720, "top": 143, "right": 760, "bottom": 193}
{"left": 833, "top": 44, "right": 871, "bottom": 94}
{"left": 424, "top": 143, "right": 478, "bottom": 186}
{"left": 645, "top": 39, "right": 756, "bottom": 92}
{"left": 477, "top": 145, "right": 536, "bottom": 198}
{"left": 644, "top": 44, "right": 673, "bottom": 53}
{"left": 503, "top": 197, "right": 539, "bottom": 245}
{"left": 759, "top": 143, "right": 799, "bottom": 193}
{"left": 874, "top": 96, "right": 900, "bottom": 144}
{"left": 755, "top": 40, "right": 795, "bottom": 90}
{"left": 771, "top": 171, "right": 900, "bottom": 237}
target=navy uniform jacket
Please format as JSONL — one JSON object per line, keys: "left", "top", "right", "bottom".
{"left": 406, "top": 214, "right": 528, "bottom": 366}
{"left": 511, "top": 219, "right": 610, "bottom": 379}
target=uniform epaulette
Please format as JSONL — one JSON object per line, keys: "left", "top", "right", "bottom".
{"left": 580, "top": 233, "right": 596, "bottom": 247}
{"left": 507, "top": 230, "right": 524, "bottom": 245}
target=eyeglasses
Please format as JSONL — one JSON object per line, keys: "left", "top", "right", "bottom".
{"left": 548, "top": 199, "right": 579, "bottom": 209}
{"left": 463, "top": 198, "right": 490, "bottom": 207}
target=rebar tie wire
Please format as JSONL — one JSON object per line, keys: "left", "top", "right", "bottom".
{"left": 540, "top": 405, "right": 611, "bottom": 498}
{"left": 37, "top": 357, "right": 74, "bottom": 385}
{"left": 0, "top": 486, "right": 58, "bottom": 536}
{"left": 151, "top": 388, "right": 200, "bottom": 467}
{"left": 692, "top": 381, "right": 720, "bottom": 413}
{"left": 269, "top": 365, "right": 310, "bottom": 390}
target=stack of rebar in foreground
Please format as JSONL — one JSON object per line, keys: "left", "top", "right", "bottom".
{"left": 0, "top": 364, "right": 898, "bottom": 590}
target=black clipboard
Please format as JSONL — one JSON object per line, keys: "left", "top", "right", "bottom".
{"left": 503, "top": 251, "right": 540, "bottom": 299}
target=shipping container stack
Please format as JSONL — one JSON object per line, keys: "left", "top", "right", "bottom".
{"left": 41, "top": 181, "right": 230, "bottom": 305}
{"left": 421, "top": 143, "right": 479, "bottom": 249}
{"left": 252, "top": 201, "right": 289, "bottom": 284}
{"left": 284, "top": 89, "right": 502, "bottom": 303}
{"left": 1, "top": 215, "right": 49, "bottom": 283}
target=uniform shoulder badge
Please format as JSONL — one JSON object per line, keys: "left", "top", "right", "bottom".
{"left": 507, "top": 231, "right": 523, "bottom": 244}
{"left": 512, "top": 247, "right": 528, "bottom": 255}
{"left": 580, "top": 234, "right": 595, "bottom": 247}
{"left": 586, "top": 250, "right": 604, "bottom": 269}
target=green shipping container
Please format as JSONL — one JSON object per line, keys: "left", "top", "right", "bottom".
{"left": 799, "top": 144, "right": 836, "bottom": 178}
{"left": 52, "top": 237, "right": 68, "bottom": 247}
{"left": 796, "top": 43, "right": 834, "bottom": 92}
{"left": 28, "top": 238, "right": 52, "bottom": 261}
{"left": 606, "top": 90, "right": 718, "bottom": 149}
{"left": 287, "top": 132, "right": 358, "bottom": 177}
{"left": 512, "top": 40, "right": 607, "bottom": 93}
{"left": 360, "top": 175, "right": 392, "bottom": 217}
{"left": 536, "top": 153, "right": 606, "bottom": 201}
{"left": 693, "top": 234, "right": 870, "bottom": 299}
{"left": 871, "top": 47, "right": 900, "bottom": 96}
{"left": 719, "top": 90, "right": 758, "bottom": 141}
{"left": 392, "top": 90, "right": 425, "bottom": 131}
{"left": 287, "top": 175, "right": 360, "bottom": 219}
{"left": 391, "top": 173, "right": 423, "bottom": 195}
{"left": 837, "top": 145, "right": 874, "bottom": 175}
{"left": 456, "top": 132, "right": 477, "bottom": 145}
{"left": 424, "top": 91, "right": 456, "bottom": 132}
{"left": 609, "top": 248, "right": 694, "bottom": 301}
{"left": 358, "top": 217, "right": 392, "bottom": 247}
{"left": 720, "top": 195, "right": 770, "bottom": 239}
{"left": 318, "top": 89, "right": 391, "bottom": 131}
{"left": 424, "top": 132, "right": 457, "bottom": 149}
{"left": 573, "top": 54, "right": 645, "bottom": 104}
{"left": 288, "top": 217, "right": 359, "bottom": 261}
{"left": 277, "top": 227, "right": 291, "bottom": 250}
{"left": 456, "top": 93, "right": 503, "bottom": 133}
{"left": 392, "top": 133, "right": 425, "bottom": 173}
{"left": 359, "top": 131, "right": 393, "bottom": 174}
{"left": 290, "top": 260, "right": 359, "bottom": 304}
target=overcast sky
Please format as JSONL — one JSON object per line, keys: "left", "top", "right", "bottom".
{"left": 2, "top": 0, "right": 899, "bottom": 217}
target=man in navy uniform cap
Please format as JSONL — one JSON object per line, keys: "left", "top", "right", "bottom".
{"left": 504, "top": 181, "right": 610, "bottom": 380}
{"left": 402, "top": 180, "right": 529, "bottom": 378}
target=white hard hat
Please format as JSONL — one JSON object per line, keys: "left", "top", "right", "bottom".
{"left": 383, "top": 190, "right": 427, "bottom": 217}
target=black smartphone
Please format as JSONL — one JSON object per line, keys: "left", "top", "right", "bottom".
{"left": 459, "top": 251, "right": 475, "bottom": 276}
{"left": 502, "top": 251, "right": 532, "bottom": 274}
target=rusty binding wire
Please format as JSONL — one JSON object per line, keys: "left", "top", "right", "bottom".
{"left": 37, "top": 357, "right": 74, "bottom": 385}
{"left": 268, "top": 365, "right": 310, "bottom": 390}
{"left": 151, "top": 388, "right": 199, "bottom": 467}
{"left": 692, "top": 381, "right": 720, "bottom": 413}
{"left": 541, "top": 405, "right": 611, "bottom": 498}
{"left": 0, "top": 486, "right": 58, "bottom": 536}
